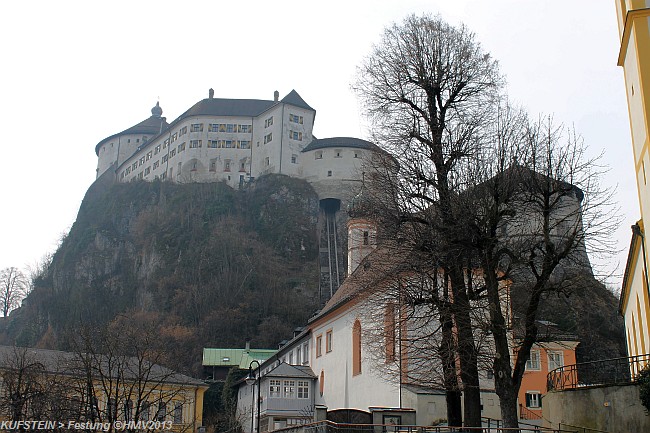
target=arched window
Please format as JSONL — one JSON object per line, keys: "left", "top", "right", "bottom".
{"left": 319, "top": 370, "right": 325, "bottom": 396}
{"left": 352, "top": 319, "right": 362, "bottom": 375}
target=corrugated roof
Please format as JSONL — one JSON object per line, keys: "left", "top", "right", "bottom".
{"left": 202, "top": 348, "right": 276, "bottom": 368}
{"left": 264, "top": 362, "right": 316, "bottom": 379}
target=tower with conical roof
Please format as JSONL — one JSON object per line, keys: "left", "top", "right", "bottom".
{"left": 346, "top": 176, "right": 377, "bottom": 276}
{"left": 95, "top": 102, "right": 168, "bottom": 178}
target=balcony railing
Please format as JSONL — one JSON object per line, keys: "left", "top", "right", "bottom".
{"left": 547, "top": 353, "right": 650, "bottom": 391}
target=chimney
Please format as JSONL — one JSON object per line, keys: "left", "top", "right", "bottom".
{"left": 245, "top": 338, "right": 251, "bottom": 352}
{"left": 274, "top": 90, "right": 279, "bottom": 102}
{"left": 209, "top": 88, "right": 214, "bottom": 99}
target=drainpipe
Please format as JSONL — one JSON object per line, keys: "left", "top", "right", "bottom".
{"left": 279, "top": 103, "right": 285, "bottom": 174}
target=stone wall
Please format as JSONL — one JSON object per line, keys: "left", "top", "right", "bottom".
{"left": 542, "top": 383, "right": 649, "bottom": 433}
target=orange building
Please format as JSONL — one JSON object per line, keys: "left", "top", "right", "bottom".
{"left": 517, "top": 323, "right": 579, "bottom": 420}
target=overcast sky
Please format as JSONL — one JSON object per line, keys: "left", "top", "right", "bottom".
{"left": 0, "top": 1, "right": 635, "bottom": 289}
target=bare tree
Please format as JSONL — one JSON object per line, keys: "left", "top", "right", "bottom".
{"left": 354, "top": 14, "right": 617, "bottom": 429}
{"left": 353, "top": 14, "right": 502, "bottom": 428}
{"left": 0, "top": 267, "right": 30, "bottom": 317}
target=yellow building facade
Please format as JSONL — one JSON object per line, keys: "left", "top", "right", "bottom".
{"left": 617, "top": 0, "right": 650, "bottom": 365}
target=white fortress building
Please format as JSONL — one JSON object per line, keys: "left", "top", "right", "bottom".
{"left": 95, "top": 89, "right": 380, "bottom": 196}
{"left": 95, "top": 89, "right": 385, "bottom": 301}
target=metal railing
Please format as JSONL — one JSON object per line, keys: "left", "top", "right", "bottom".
{"left": 517, "top": 405, "right": 542, "bottom": 421}
{"left": 547, "top": 353, "right": 650, "bottom": 391}
{"left": 557, "top": 423, "right": 610, "bottom": 433}
{"left": 271, "top": 419, "right": 574, "bottom": 433}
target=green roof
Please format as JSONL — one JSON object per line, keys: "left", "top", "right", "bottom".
{"left": 202, "top": 348, "right": 276, "bottom": 368}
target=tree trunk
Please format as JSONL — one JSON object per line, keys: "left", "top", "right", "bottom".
{"left": 440, "top": 307, "right": 462, "bottom": 427}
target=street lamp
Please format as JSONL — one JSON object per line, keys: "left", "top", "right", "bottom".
{"left": 246, "top": 360, "right": 261, "bottom": 433}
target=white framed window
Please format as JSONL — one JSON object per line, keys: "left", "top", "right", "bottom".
{"left": 548, "top": 351, "right": 564, "bottom": 371}
{"left": 190, "top": 123, "right": 203, "bottom": 132}
{"left": 326, "top": 330, "right": 333, "bottom": 353}
{"left": 208, "top": 140, "right": 218, "bottom": 148}
{"left": 190, "top": 140, "right": 202, "bottom": 148}
{"left": 526, "top": 350, "right": 541, "bottom": 371}
{"left": 264, "top": 133, "right": 273, "bottom": 144}
{"left": 302, "top": 342, "right": 309, "bottom": 365}
{"left": 269, "top": 379, "right": 281, "bottom": 398}
{"left": 283, "top": 380, "right": 295, "bottom": 398}
{"left": 525, "top": 392, "right": 541, "bottom": 408}
{"left": 297, "top": 381, "right": 309, "bottom": 399}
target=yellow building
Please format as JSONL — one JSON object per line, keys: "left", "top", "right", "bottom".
{"left": 617, "top": 0, "right": 650, "bottom": 366}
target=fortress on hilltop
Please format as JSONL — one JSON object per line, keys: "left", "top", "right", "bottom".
{"left": 94, "top": 89, "right": 384, "bottom": 301}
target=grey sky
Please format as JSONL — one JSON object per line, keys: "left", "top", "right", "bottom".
{"left": 0, "top": 1, "right": 634, "bottom": 289}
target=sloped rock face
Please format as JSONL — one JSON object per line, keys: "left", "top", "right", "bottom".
{"left": 3, "top": 174, "right": 321, "bottom": 372}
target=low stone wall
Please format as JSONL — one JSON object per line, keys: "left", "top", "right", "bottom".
{"left": 542, "top": 383, "right": 649, "bottom": 433}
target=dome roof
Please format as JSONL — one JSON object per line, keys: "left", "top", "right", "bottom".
{"left": 94, "top": 108, "right": 169, "bottom": 156}
{"left": 348, "top": 179, "right": 374, "bottom": 219}
{"left": 151, "top": 101, "right": 163, "bottom": 117}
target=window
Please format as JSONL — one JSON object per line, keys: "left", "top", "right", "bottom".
{"left": 316, "top": 335, "right": 323, "bottom": 357}
{"left": 297, "top": 381, "right": 309, "bottom": 399}
{"left": 180, "top": 126, "right": 187, "bottom": 136}
{"left": 289, "top": 113, "right": 303, "bottom": 124}
{"left": 209, "top": 123, "right": 219, "bottom": 132}
{"left": 170, "top": 149, "right": 176, "bottom": 157}
{"left": 335, "top": 150, "right": 342, "bottom": 158}
{"left": 240, "top": 162, "right": 246, "bottom": 172}
{"left": 132, "top": 162, "right": 138, "bottom": 171}
{"left": 269, "top": 379, "right": 281, "bottom": 397}
{"left": 174, "top": 403, "right": 182, "bottom": 424}
{"left": 210, "top": 160, "right": 216, "bottom": 172}
{"left": 354, "top": 152, "right": 360, "bottom": 158}
{"left": 526, "top": 350, "right": 541, "bottom": 371}
{"left": 226, "top": 124, "right": 235, "bottom": 133}
{"left": 156, "top": 403, "right": 166, "bottom": 421}
{"left": 190, "top": 140, "right": 202, "bottom": 148}
{"left": 303, "top": 342, "right": 309, "bottom": 365}
{"left": 146, "top": 151, "right": 152, "bottom": 160}
{"left": 155, "top": 145, "right": 161, "bottom": 154}
{"left": 172, "top": 132, "right": 178, "bottom": 142}
{"left": 162, "top": 155, "right": 168, "bottom": 163}
{"left": 288, "top": 353, "right": 294, "bottom": 365}
{"left": 290, "top": 131, "right": 302, "bottom": 141}
{"left": 264, "top": 133, "right": 273, "bottom": 144}
{"left": 265, "top": 116, "right": 274, "bottom": 128}
{"left": 126, "top": 167, "right": 131, "bottom": 175}
{"left": 164, "top": 138, "right": 169, "bottom": 148}
{"left": 239, "top": 124, "right": 251, "bottom": 133}
{"left": 139, "top": 157, "right": 145, "bottom": 166}
{"left": 239, "top": 140, "right": 250, "bottom": 149}
{"left": 224, "top": 160, "right": 231, "bottom": 171}
{"left": 326, "top": 329, "right": 333, "bottom": 353}
{"left": 140, "top": 402, "right": 150, "bottom": 421}
{"left": 190, "top": 123, "right": 203, "bottom": 132}
{"left": 327, "top": 170, "right": 332, "bottom": 177}
{"left": 208, "top": 140, "right": 218, "bottom": 148}
{"left": 296, "top": 346, "right": 302, "bottom": 364}
{"left": 525, "top": 392, "right": 541, "bottom": 408}
{"left": 178, "top": 142, "right": 186, "bottom": 152}
{"left": 548, "top": 351, "right": 564, "bottom": 371}
{"left": 291, "top": 154, "right": 297, "bottom": 164}
{"left": 283, "top": 380, "right": 295, "bottom": 398}
{"left": 315, "top": 151, "right": 323, "bottom": 160}
{"left": 225, "top": 140, "right": 233, "bottom": 148}
{"left": 363, "top": 231, "right": 369, "bottom": 245}
{"left": 352, "top": 320, "right": 361, "bottom": 375}
{"left": 125, "top": 400, "right": 133, "bottom": 421}
{"left": 144, "top": 167, "right": 151, "bottom": 176}
{"left": 265, "top": 157, "right": 270, "bottom": 166}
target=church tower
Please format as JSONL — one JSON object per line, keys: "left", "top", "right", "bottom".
{"left": 346, "top": 179, "right": 377, "bottom": 276}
